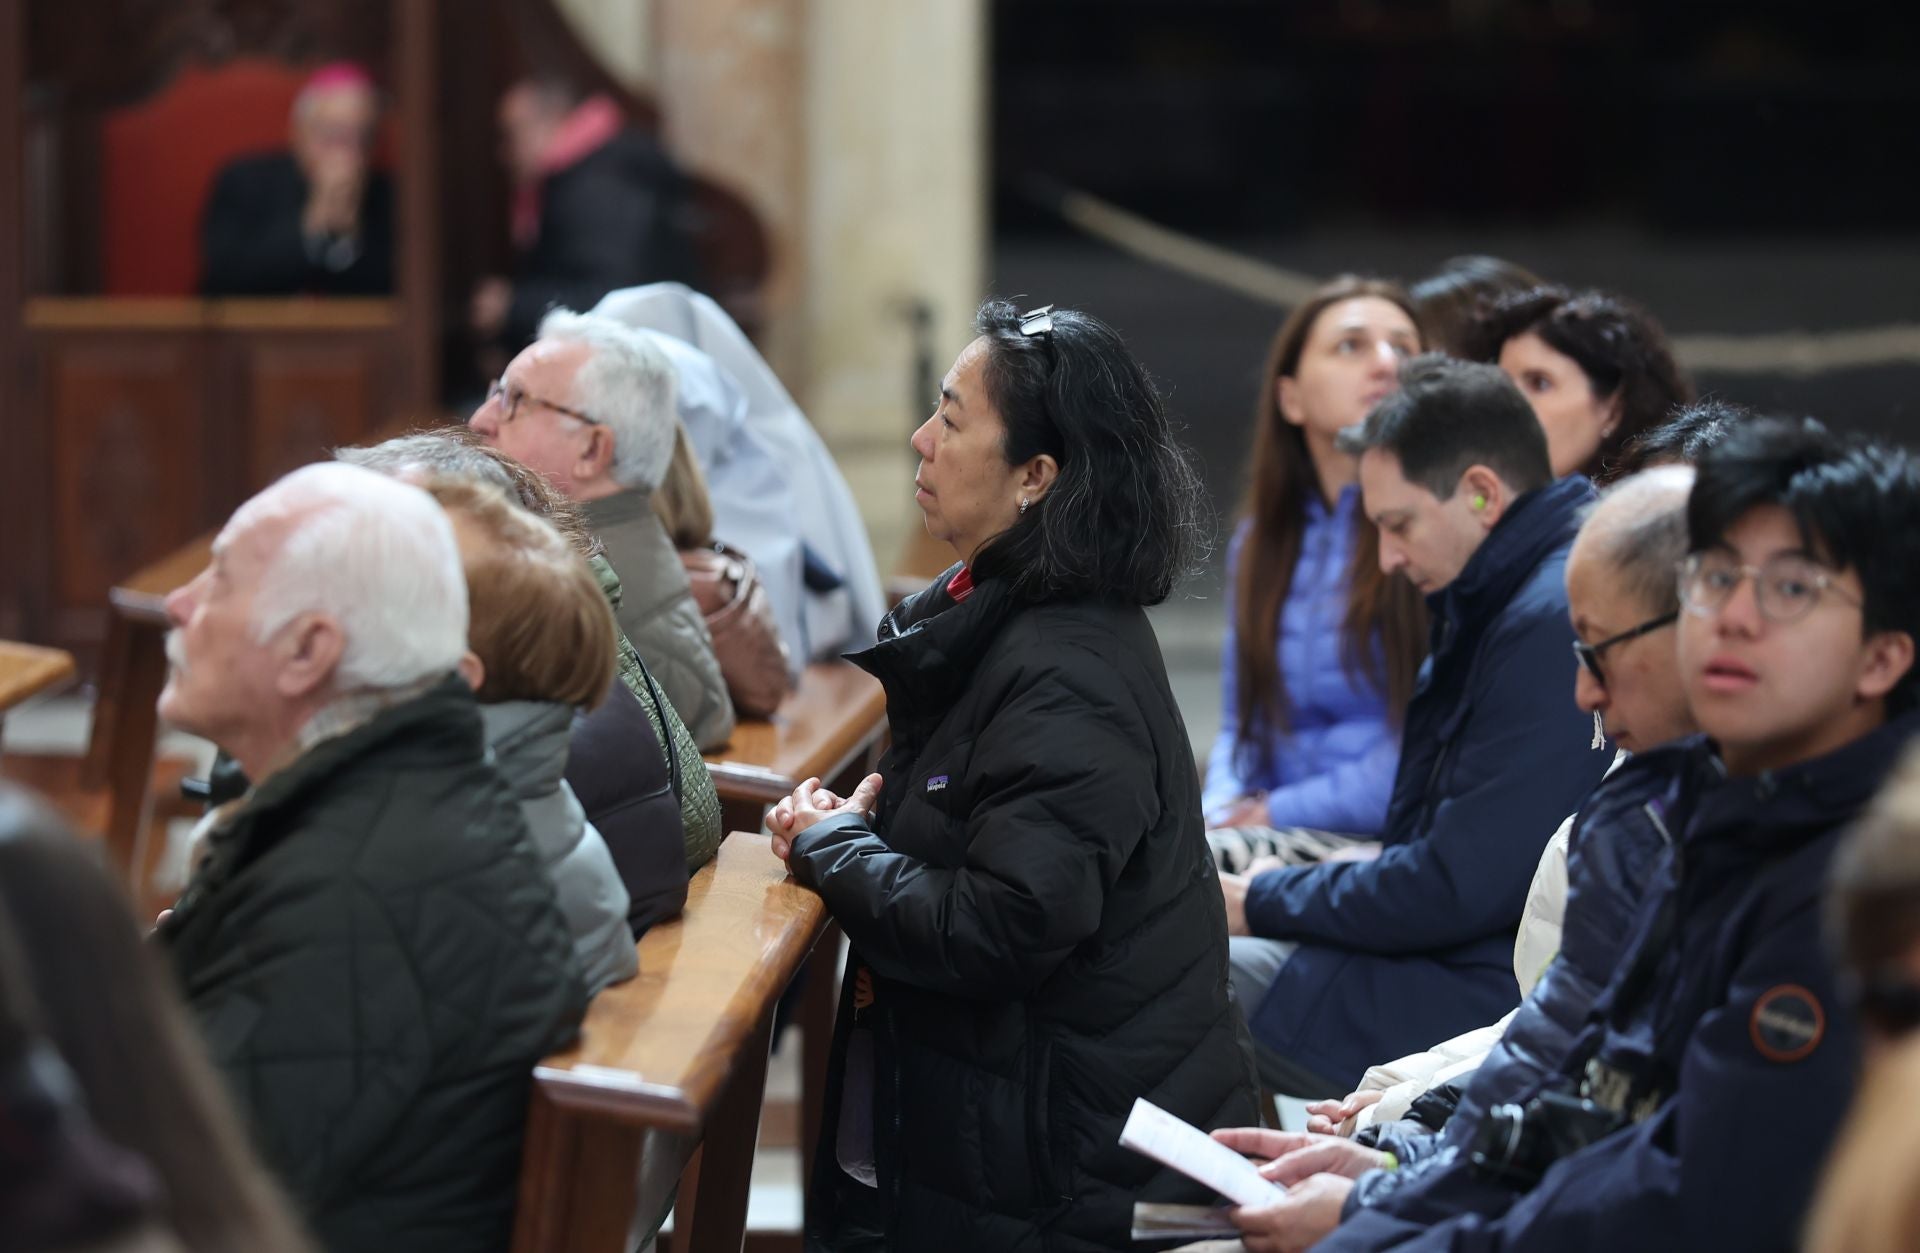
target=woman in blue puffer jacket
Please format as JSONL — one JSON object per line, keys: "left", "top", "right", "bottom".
{"left": 1205, "top": 277, "right": 1430, "bottom": 856}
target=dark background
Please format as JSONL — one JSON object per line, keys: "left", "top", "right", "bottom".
{"left": 985, "top": 0, "right": 1920, "bottom": 601}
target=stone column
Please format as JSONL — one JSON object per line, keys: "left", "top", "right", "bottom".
{"left": 560, "top": 0, "right": 987, "bottom": 572}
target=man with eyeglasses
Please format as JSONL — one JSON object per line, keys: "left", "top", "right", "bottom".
{"left": 1302, "top": 416, "right": 1920, "bottom": 1253}
{"left": 468, "top": 308, "right": 734, "bottom": 750}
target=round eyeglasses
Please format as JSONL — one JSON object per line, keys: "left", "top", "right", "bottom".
{"left": 1678, "top": 552, "right": 1861, "bottom": 624}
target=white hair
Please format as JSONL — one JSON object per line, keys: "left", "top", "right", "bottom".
{"left": 537, "top": 308, "right": 679, "bottom": 492}
{"left": 239, "top": 462, "right": 468, "bottom": 690}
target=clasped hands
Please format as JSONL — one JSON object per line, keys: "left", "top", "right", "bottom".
{"left": 1211, "top": 1127, "right": 1391, "bottom": 1253}
{"left": 767, "top": 772, "right": 883, "bottom": 864}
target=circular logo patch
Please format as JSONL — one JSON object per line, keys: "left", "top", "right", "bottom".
{"left": 1751, "top": 984, "right": 1826, "bottom": 1063}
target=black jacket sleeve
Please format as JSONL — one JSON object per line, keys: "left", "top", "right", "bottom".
{"left": 786, "top": 644, "right": 1164, "bottom": 1000}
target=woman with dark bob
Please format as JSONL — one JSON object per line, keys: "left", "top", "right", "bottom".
{"left": 768, "top": 300, "right": 1258, "bottom": 1251}
{"left": 1205, "top": 277, "right": 1429, "bottom": 861}
{"left": 1472, "top": 284, "right": 1693, "bottom": 483}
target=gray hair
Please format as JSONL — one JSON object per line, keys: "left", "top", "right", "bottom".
{"left": 1578, "top": 465, "right": 1696, "bottom": 616}
{"left": 239, "top": 462, "right": 468, "bottom": 690}
{"left": 537, "top": 308, "right": 679, "bottom": 492}
{"left": 335, "top": 431, "right": 516, "bottom": 492}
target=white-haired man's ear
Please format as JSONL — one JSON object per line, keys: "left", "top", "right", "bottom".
{"left": 456, "top": 650, "right": 486, "bottom": 692}
{"left": 274, "top": 613, "right": 347, "bottom": 701}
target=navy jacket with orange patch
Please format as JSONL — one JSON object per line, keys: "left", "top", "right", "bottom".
{"left": 1322, "top": 711, "right": 1919, "bottom": 1253}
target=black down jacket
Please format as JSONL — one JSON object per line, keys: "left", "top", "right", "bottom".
{"left": 157, "top": 677, "right": 588, "bottom": 1253}
{"left": 789, "top": 569, "right": 1259, "bottom": 1252}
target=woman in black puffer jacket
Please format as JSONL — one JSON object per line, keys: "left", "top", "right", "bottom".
{"left": 771, "top": 300, "right": 1260, "bottom": 1252}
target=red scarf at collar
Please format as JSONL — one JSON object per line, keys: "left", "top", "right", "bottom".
{"left": 510, "top": 94, "right": 626, "bottom": 248}
{"left": 946, "top": 566, "right": 976, "bottom": 603}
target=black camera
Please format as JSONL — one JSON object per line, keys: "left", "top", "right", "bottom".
{"left": 1469, "top": 1089, "right": 1627, "bottom": 1188}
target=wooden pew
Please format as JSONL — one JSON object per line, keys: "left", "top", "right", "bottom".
{"left": 699, "top": 659, "right": 887, "bottom": 1239}
{"left": 0, "top": 640, "right": 77, "bottom": 731}
{"left": 512, "top": 831, "right": 827, "bottom": 1253}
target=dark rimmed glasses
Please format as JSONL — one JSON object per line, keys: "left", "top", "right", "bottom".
{"left": 484, "top": 377, "right": 602, "bottom": 427}
{"left": 1573, "top": 611, "right": 1679, "bottom": 685}
{"left": 1678, "top": 551, "right": 1861, "bottom": 623}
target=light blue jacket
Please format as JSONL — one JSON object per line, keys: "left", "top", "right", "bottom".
{"left": 1204, "top": 487, "right": 1401, "bottom": 835}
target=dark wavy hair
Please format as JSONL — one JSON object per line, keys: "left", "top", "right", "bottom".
{"left": 1409, "top": 255, "right": 1544, "bottom": 358}
{"left": 1688, "top": 417, "right": 1920, "bottom": 713}
{"left": 969, "top": 299, "right": 1208, "bottom": 605}
{"left": 1234, "top": 277, "right": 1429, "bottom": 769}
{"left": 1471, "top": 285, "right": 1694, "bottom": 484}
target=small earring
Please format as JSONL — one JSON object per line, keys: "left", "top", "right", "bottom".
{"left": 1472, "top": 493, "right": 1488, "bottom": 510}
{"left": 1019, "top": 498, "right": 1030, "bottom": 516}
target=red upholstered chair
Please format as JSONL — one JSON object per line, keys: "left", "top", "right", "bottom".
{"left": 98, "top": 59, "right": 395, "bottom": 297}
{"left": 98, "top": 58, "right": 307, "bottom": 296}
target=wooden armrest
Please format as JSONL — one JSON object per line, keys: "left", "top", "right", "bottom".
{"left": 532, "top": 831, "right": 827, "bottom": 1136}
{"left": 110, "top": 533, "right": 214, "bottom": 625}
{"left": 702, "top": 662, "right": 887, "bottom": 806}
{"left": 0, "top": 642, "right": 78, "bottom": 715}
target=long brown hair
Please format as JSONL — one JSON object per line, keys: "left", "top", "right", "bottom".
{"left": 0, "top": 786, "right": 315, "bottom": 1253}
{"left": 1233, "top": 277, "right": 1429, "bottom": 777}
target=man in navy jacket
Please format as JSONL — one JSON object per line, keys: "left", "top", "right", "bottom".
{"left": 1222, "top": 355, "right": 1612, "bottom": 1093}
{"left": 1231, "top": 418, "right": 1920, "bottom": 1252}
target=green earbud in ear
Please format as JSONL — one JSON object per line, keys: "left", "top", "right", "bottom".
{"left": 1472, "top": 493, "right": 1488, "bottom": 510}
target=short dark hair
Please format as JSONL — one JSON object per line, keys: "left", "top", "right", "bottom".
{"left": 1471, "top": 285, "right": 1694, "bottom": 484}
{"left": 969, "top": 299, "right": 1208, "bottom": 605}
{"left": 1688, "top": 417, "right": 1920, "bottom": 710}
{"left": 1335, "top": 353, "right": 1553, "bottom": 500}
{"left": 1615, "top": 398, "right": 1750, "bottom": 478}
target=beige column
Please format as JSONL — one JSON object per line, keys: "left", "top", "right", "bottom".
{"left": 802, "top": 1, "right": 988, "bottom": 574}
{"left": 552, "top": 0, "right": 988, "bottom": 574}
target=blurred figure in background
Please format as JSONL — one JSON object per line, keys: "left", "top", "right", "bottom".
{"left": 200, "top": 62, "right": 392, "bottom": 296}
{"left": 594, "top": 281, "right": 887, "bottom": 659}
{"left": 1804, "top": 741, "right": 1920, "bottom": 1252}
{"left": 0, "top": 784, "right": 313, "bottom": 1253}
{"left": 471, "top": 77, "right": 698, "bottom": 354}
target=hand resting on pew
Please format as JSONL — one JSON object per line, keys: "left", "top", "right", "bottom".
{"left": 767, "top": 772, "right": 883, "bottom": 861}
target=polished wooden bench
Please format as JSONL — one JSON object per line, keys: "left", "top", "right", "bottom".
{"left": 512, "top": 831, "right": 828, "bottom": 1253}
{"left": 700, "top": 658, "right": 887, "bottom": 1234}
{"left": 703, "top": 660, "right": 889, "bottom": 837}
{"left": 0, "top": 640, "right": 77, "bottom": 729}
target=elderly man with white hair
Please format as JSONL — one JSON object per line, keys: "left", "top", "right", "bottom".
{"left": 153, "top": 462, "right": 587, "bottom": 1253}
{"left": 469, "top": 306, "right": 734, "bottom": 748}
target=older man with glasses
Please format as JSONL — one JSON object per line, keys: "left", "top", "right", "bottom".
{"left": 469, "top": 308, "right": 733, "bottom": 749}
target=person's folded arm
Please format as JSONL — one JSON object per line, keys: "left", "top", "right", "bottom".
{"left": 787, "top": 646, "right": 1165, "bottom": 1000}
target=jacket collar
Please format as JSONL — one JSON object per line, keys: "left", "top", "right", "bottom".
{"left": 480, "top": 700, "right": 574, "bottom": 799}
{"left": 1428, "top": 475, "right": 1592, "bottom": 647}
{"left": 845, "top": 562, "right": 1019, "bottom": 739}
{"left": 1685, "top": 709, "right": 1920, "bottom": 855}
{"left": 169, "top": 675, "right": 485, "bottom": 924}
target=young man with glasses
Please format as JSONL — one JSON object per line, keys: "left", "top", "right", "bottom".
{"left": 1301, "top": 417, "right": 1920, "bottom": 1253}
